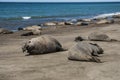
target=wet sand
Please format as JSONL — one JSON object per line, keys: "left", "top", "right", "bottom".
{"left": 0, "top": 23, "right": 120, "bottom": 80}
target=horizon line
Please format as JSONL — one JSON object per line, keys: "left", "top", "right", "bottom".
{"left": 0, "top": 1, "right": 120, "bottom": 3}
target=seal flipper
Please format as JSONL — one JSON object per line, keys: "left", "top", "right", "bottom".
{"left": 91, "top": 56, "right": 102, "bottom": 63}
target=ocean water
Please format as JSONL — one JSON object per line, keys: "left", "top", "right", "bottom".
{"left": 0, "top": 2, "right": 120, "bottom": 30}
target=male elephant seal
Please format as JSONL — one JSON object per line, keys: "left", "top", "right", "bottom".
{"left": 68, "top": 42, "right": 103, "bottom": 63}
{"left": 22, "top": 35, "right": 63, "bottom": 56}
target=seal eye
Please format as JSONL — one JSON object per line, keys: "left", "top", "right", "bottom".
{"left": 29, "top": 41, "right": 31, "bottom": 43}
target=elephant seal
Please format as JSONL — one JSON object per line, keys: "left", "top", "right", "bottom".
{"left": 0, "top": 28, "right": 13, "bottom": 34}
{"left": 75, "top": 32, "right": 118, "bottom": 42}
{"left": 68, "top": 42, "right": 103, "bottom": 63}
{"left": 88, "top": 32, "right": 111, "bottom": 41}
{"left": 22, "top": 35, "right": 63, "bottom": 56}
{"left": 18, "top": 25, "right": 42, "bottom": 31}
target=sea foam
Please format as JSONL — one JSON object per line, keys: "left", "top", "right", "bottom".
{"left": 22, "top": 16, "right": 31, "bottom": 20}
{"left": 93, "top": 12, "right": 120, "bottom": 19}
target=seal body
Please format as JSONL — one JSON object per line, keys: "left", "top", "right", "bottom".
{"left": 68, "top": 42, "right": 103, "bottom": 62}
{"left": 88, "top": 32, "right": 111, "bottom": 41}
{"left": 22, "top": 35, "right": 63, "bottom": 55}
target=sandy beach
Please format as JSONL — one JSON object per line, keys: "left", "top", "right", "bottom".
{"left": 0, "top": 22, "right": 120, "bottom": 80}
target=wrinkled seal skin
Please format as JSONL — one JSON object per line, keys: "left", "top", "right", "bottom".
{"left": 22, "top": 35, "right": 63, "bottom": 55}
{"left": 68, "top": 42, "right": 104, "bottom": 63}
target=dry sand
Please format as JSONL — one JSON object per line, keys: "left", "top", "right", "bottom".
{"left": 0, "top": 23, "right": 120, "bottom": 80}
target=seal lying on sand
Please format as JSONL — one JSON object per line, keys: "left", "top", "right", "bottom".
{"left": 18, "top": 25, "right": 42, "bottom": 31}
{"left": 21, "top": 29, "right": 42, "bottom": 36}
{"left": 75, "top": 32, "right": 118, "bottom": 42}
{"left": 22, "top": 35, "right": 63, "bottom": 56}
{"left": 88, "top": 32, "right": 111, "bottom": 41}
{"left": 20, "top": 25, "right": 42, "bottom": 36}
{"left": 0, "top": 28, "right": 13, "bottom": 34}
{"left": 68, "top": 42, "right": 103, "bottom": 63}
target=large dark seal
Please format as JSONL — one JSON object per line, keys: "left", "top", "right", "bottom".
{"left": 22, "top": 35, "right": 63, "bottom": 56}
{"left": 68, "top": 42, "right": 104, "bottom": 63}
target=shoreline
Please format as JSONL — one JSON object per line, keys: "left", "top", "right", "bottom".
{"left": 0, "top": 11, "right": 120, "bottom": 30}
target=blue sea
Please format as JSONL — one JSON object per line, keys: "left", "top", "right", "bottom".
{"left": 0, "top": 2, "right": 120, "bottom": 30}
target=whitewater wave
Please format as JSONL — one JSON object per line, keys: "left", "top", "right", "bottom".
{"left": 22, "top": 16, "right": 31, "bottom": 20}
{"left": 0, "top": 14, "right": 91, "bottom": 20}
{"left": 1, "top": 12, "right": 120, "bottom": 21}
{"left": 93, "top": 12, "right": 120, "bottom": 19}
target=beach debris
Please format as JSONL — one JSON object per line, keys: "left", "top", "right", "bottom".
{"left": 0, "top": 28, "right": 13, "bottom": 34}
{"left": 68, "top": 42, "right": 103, "bottom": 63}
{"left": 22, "top": 35, "right": 63, "bottom": 55}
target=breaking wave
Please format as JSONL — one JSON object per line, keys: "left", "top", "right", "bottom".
{"left": 0, "top": 14, "right": 92, "bottom": 20}
{"left": 93, "top": 12, "right": 120, "bottom": 19}
{"left": 1, "top": 12, "right": 120, "bottom": 21}
{"left": 22, "top": 16, "right": 31, "bottom": 20}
